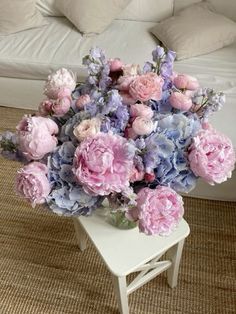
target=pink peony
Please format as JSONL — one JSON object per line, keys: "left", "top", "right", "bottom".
{"left": 169, "top": 92, "right": 193, "bottom": 111}
{"left": 132, "top": 117, "right": 154, "bottom": 136}
{"left": 44, "top": 68, "right": 76, "bottom": 99}
{"left": 38, "top": 100, "right": 53, "bottom": 116}
{"left": 76, "top": 94, "right": 91, "bottom": 109}
{"left": 73, "top": 118, "right": 101, "bottom": 142}
{"left": 52, "top": 96, "right": 71, "bottom": 117}
{"left": 188, "top": 127, "right": 236, "bottom": 185}
{"left": 15, "top": 162, "right": 51, "bottom": 207}
{"left": 130, "top": 103, "right": 154, "bottom": 119}
{"left": 128, "top": 186, "right": 184, "bottom": 236}
{"left": 129, "top": 72, "right": 163, "bottom": 102}
{"left": 73, "top": 132, "right": 135, "bottom": 195}
{"left": 16, "top": 116, "right": 58, "bottom": 160}
{"left": 108, "top": 58, "right": 123, "bottom": 72}
{"left": 173, "top": 74, "right": 199, "bottom": 91}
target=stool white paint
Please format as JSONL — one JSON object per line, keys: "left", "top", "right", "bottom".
{"left": 73, "top": 213, "right": 190, "bottom": 314}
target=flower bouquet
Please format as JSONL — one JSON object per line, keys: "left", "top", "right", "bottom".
{"left": 1, "top": 46, "right": 235, "bottom": 236}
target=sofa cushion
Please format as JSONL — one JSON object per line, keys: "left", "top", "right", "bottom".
{"left": 0, "top": 17, "right": 157, "bottom": 81}
{"left": 118, "top": 0, "right": 174, "bottom": 22}
{"left": 151, "top": 3, "right": 236, "bottom": 60}
{"left": 0, "top": 0, "right": 47, "bottom": 35}
{"left": 36, "top": 0, "right": 62, "bottom": 16}
{"left": 56, "top": 0, "right": 132, "bottom": 34}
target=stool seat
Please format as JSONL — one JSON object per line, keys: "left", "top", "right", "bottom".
{"left": 73, "top": 212, "right": 190, "bottom": 314}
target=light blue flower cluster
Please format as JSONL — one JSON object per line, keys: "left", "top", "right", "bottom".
{"left": 47, "top": 142, "right": 102, "bottom": 216}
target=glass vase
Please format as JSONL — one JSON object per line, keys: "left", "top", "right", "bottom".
{"left": 107, "top": 210, "right": 137, "bottom": 230}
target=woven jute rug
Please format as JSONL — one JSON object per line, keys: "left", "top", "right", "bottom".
{"left": 0, "top": 106, "right": 235, "bottom": 314}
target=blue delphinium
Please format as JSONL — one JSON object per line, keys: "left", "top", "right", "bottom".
{"left": 47, "top": 142, "right": 102, "bottom": 216}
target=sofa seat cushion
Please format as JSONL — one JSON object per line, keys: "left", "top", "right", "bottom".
{"left": 0, "top": 17, "right": 157, "bottom": 81}
{"left": 174, "top": 42, "right": 236, "bottom": 145}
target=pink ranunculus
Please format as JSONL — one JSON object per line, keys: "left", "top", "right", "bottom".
{"left": 188, "top": 127, "right": 236, "bottom": 185}
{"left": 38, "top": 100, "right": 54, "bottom": 116}
{"left": 76, "top": 94, "right": 91, "bottom": 109}
{"left": 173, "top": 74, "right": 199, "bottom": 91}
{"left": 73, "top": 132, "right": 135, "bottom": 195}
{"left": 132, "top": 117, "right": 154, "bottom": 136}
{"left": 15, "top": 162, "right": 51, "bottom": 207}
{"left": 44, "top": 68, "right": 76, "bottom": 99}
{"left": 73, "top": 117, "right": 101, "bottom": 142}
{"left": 16, "top": 116, "right": 58, "bottom": 160}
{"left": 169, "top": 92, "right": 193, "bottom": 111}
{"left": 52, "top": 96, "right": 71, "bottom": 117}
{"left": 116, "top": 75, "right": 136, "bottom": 91}
{"left": 130, "top": 103, "right": 154, "bottom": 119}
{"left": 128, "top": 186, "right": 184, "bottom": 236}
{"left": 108, "top": 58, "right": 123, "bottom": 72}
{"left": 129, "top": 72, "right": 164, "bottom": 102}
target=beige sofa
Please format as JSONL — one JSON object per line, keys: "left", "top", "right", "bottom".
{"left": 0, "top": 0, "right": 235, "bottom": 200}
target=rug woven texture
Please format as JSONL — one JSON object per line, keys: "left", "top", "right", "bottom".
{"left": 0, "top": 106, "right": 235, "bottom": 314}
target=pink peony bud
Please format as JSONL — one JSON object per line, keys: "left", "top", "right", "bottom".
{"left": 52, "top": 96, "right": 71, "bottom": 117}
{"left": 130, "top": 103, "right": 154, "bottom": 119}
{"left": 108, "top": 58, "right": 123, "bottom": 72}
{"left": 132, "top": 117, "right": 154, "bottom": 136}
{"left": 173, "top": 74, "right": 199, "bottom": 91}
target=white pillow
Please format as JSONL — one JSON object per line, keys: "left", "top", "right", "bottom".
{"left": 151, "top": 3, "right": 236, "bottom": 60}
{"left": 36, "top": 0, "right": 63, "bottom": 16}
{"left": 56, "top": 0, "right": 132, "bottom": 34}
{"left": 0, "top": 0, "right": 47, "bottom": 35}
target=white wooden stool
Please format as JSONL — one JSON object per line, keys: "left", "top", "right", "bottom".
{"left": 73, "top": 213, "right": 190, "bottom": 314}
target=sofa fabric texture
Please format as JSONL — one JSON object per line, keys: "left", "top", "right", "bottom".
{"left": 0, "top": 0, "right": 47, "bottom": 35}
{"left": 36, "top": 0, "right": 62, "bottom": 16}
{"left": 56, "top": 0, "right": 132, "bottom": 34}
{"left": 151, "top": 3, "right": 236, "bottom": 60}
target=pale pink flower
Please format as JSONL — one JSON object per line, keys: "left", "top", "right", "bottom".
{"left": 108, "top": 58, "right": 123, "bottom": 72}
{"left": 129, "top": 72, "right": 164, "bottom": 102}
{"left": 116, "top": 75, "right": 136, "bottom": 91}
{"left": 52, "top": 96, "right": 71, "bottom": 117}
{"left": 129, "top": 166, "right": 145, "bottom": 183}
{"left": 173, "top": 74, "right": 199, "bottom": 91}
{"left": 73, "top": 132, "right": 135, "bottom": 195}
{"left": 38, "top": 100, "right": 53, "bottom": 116}
{"left": 76, "top": 94, "right": 91, "bottom": 109}
{"left": 44, "top": 68, "right": 76, "bottom": 99}
{"left": 122, "top": 64, "right": 140, "bottom": 76}
{"left": 16, "top": 116, "right": 58, "bottom": 160}
{"left": 128, "top": 186, "right": 184, "bottom": 236}
{"left": 15, "top": 162, "right": 51, "bottom": 207}
{"left": 169, "top": 92, "right": 193, "bottom": 111}
{"left": 189, "top": 127, "right": 236, "bottom": 185}
{"left": 130, "top": 103, "right": 154, "bottom": 119}
{"left": 132, "top": 117, "right": 154, "bottom": 136}
{"left": 73, "top": 118, "right": 101, "bottom": 142}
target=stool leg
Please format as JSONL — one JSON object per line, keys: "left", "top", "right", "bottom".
{"left": 72, "top": 218, "right": 87, "bottom": 251}
{"left": 111, "top": 275, "right": 129, "bottom": 314}
{"left": 167, "top": 239, "right": 185, "bottom": 288}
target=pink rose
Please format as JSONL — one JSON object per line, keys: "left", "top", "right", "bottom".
{"left": 132, "top": 117, "right": 154, "bottom": 136}
{"left": 169, "top": 92, "right": 193, "bottom": 111}
{"left": 129, "top": 72, "right": 164, "bottom": 102}
{"left": 16, "top": 116, "right": 58, "bottom": 160}
{"left": 188, "top": 127, "right": 236, "bottom": 185}
{"left": 73, "top": 132, "right": 135, "bottom": 195}
{"left": 173, "top": 74, "right": 199, "bottom": 91}
{"left": 130, "top": 103, "right": 154, "bottom": 119}
{"left": 52, "top": 96, "right": 71, "bottom": 117}
{"left": 73, "top": 118, "right": 101, "bottom": 141}
{"left": 44, "top": 68, "right": 76, "bottom": 99}
{"left": 108, "top": 58, "right": 123, "bottom": 72}
{"left": 15, "top": 162, "right": 51, "bottom": 207}
{"left": 76, "top": 94, "right": 91, "bottom": 109}
{"left": 128, "top": 186, "right": 184, "bottom": 236}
